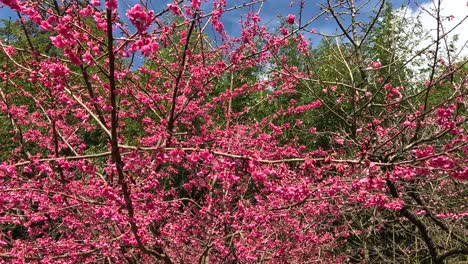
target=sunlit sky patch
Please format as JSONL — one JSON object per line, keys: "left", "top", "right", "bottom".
{"left": 1, "top": 0, "right": 466, "bottom": 64}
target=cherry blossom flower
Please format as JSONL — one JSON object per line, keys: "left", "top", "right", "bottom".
{"left": 286, "top": 14, "right": 295, "bottom": 24}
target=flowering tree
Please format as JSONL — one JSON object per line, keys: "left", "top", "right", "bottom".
{"left": 0, "top": 0, "right": 466, "bottom": 263}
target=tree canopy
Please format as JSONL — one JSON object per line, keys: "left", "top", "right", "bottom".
{"left": 0, "top": 0, "right": 466, "bottom": 263}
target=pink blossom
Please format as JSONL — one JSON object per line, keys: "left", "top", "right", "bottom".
{"left": 40, "top": 20, "right": 53, "bottom": 31}
{"left": 451, "top": 168, "right": 468, "bottom": 181}
{"left": 63, "top": 49, "right": 80, "bottom": 65}
{"left": 167, "top": 4, "right": 181, "bottom": 16}
{"left": 384, "top": 200, "right": 404, "bottom": 211}
{"left": 280, "top": 27, "right": 289, "bottom": 35}
{"left": 192, "top": 0, "right": 201, "bottom": 9}
{"left": 127, "top": 4, "right": 154, "bottom": 33}
{"left": 83, "top": 50, "right": 94, "bottom": 66}
{"left": 105, "top": 0, "right": 117, "bottom": 10}
{"left": 0, "top": 0, "right": 21, "bottom": 11}
{"left": 286, "top": 14, "right": 295, "bottom": 24}
{"left": 414, "top": 146, "right": 433, "bottom": 158}
{"left": 3, "top": 46, "right": 16, "bottom": 56}
{"left": 334, "top": 137, "right": 344, "bottom": 145}
{"left": 79, "top": 5, "right": 93, "bottom": 17}
{"left": 0, "top": 163, "right": 16, "bottom": 177}
{"left": 367, "top": 61, "right": 382, "bottom": 70}
{"left": 430, "top": 156, "right": 455, "bottom": 169}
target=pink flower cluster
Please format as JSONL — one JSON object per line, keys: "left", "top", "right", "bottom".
{"left": 129, "top": 36, "right": 160, "bottom": 56}
{"left": 105, "top": 0, "right": 117, "bottom": 10}
{"left": 366, "top": 61, "right": 382, "bottom": 70}
{"left": 0, "top": 0, "right": 21, "bottom": 10}
{"left": 167, "top": 3, "right": 181, "bottom": 16}
{"left": 286, "top": 14, "right": 295, "bottom": 24}
{"left": 127, "top": 4, "right": 154, "bottom": 33}
{"left": 192, "top": 0, "right": 201, "bottom": 9}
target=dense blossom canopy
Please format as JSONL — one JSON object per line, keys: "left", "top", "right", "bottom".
{"left": 0, "top": 0, "right": 466, "bottom": 263}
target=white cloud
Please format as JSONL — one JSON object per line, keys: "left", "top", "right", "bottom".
{"left": 392, "top": 0, "right": 467, "bottom": 83}
{"left": 402, "top": 0, "right": 468, "bottom": 60}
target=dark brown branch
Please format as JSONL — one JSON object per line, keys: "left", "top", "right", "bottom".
{"left": 386, "top": 180, "right": 441, "bottom": 263}
{"left": 80, "top": 65, "right": 110, "bottom": 136}
{"left": 407, "top": 189, "right": 468, "bottom": 247}
{"left": 358, "top": 0, "right": 386, "bottom": 49}
{"left": 412, "top": 0, "right": 442, "bottom": 143}
{"left": 437, "top": 248, "right": 468, "bottom": 262}
{"left": 105, "top": 7, "right": 173, "bottom": 264}
{"left": 166, "top": 13, "right": 198, "bottom": 141}
{"left": 325, "top": 0, "right": 358, "bottom": 48}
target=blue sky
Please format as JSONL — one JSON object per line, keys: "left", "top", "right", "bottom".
{"left": 0, "top": 0, "right": 431, "bottom": 68}
{"left": 2, "top": 0, "right": 465, "bottom": 64}
{"left": 0, "top": 0, "right": 424, "bottom": 37}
